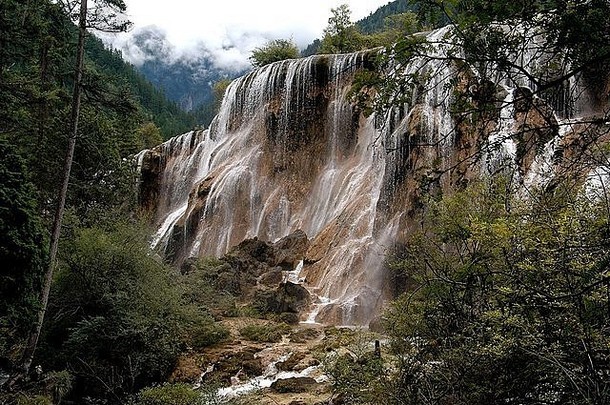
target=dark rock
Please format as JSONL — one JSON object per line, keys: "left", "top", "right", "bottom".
{"left": 138, "top": 149, "right": 162, "bottom": 212}
{"left": 279, "top": 312, "right": 300, "bottom": 324}
{"left": 207, "top": 349, "right": 263, "bottom": 384}
{"left": 281, "top": 282, "right": 310, "bottom": 310}
{"left": 230, "top": 237, "right": 275, "bottom": 264}
{"left": 259, "top": 269, "right": 284, "bottom": 286}
{"left": 252, "top": 282, "right": 310, "bottom": 315}
{"left": 276, "top": 352, "right": 306, "bottom": 372}
{"left": 514, "top": 86, "right": 534, "bottom": 112}
{"left": 368, "top": 314, "right": 386, "bottom": 333}
{"left": 270, "top": 376, "right": 317, "bottom": 393}
{"left": 272, "top": 229, "right": 310, "bottom": 269}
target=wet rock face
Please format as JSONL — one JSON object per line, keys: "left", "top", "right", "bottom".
{"left": 138, "top": 149, "right": 162, "bottom": 213}
{"left": 140, "top": 30, "right": 608, "bottom": 326}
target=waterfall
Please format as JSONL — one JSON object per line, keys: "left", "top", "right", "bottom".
{"left": 138, "top": 26, "right": 595, "bottom": 326}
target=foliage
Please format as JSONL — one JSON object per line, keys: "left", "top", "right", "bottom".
{"left": 0, "top": 369, "right": 73, "bottom": 404}
{"left": 319, "top": 4, "right": 364, "bottom": 54}
{"left": 40, "top": 224, "right": 222, "bottom": 401}
{"left": 0, "top": 0, "right": 193, "bottom": 229}
{"left": 131, "top": 383, "right": 203, "bottom": 405}
{"left": 136, "top": 122, "right": 164, "bottom": 149}
{"left": 322, "top": 329, "right": 388, "bottom": 404}
{"left": 384, "top": 179, "right": 610, "bottom": 404}
{"left": 303, "top": 1, "right": 421, "bottom": 55}
{"left": 1, "top": 0, "right": 221, "bottom": 402}
{"left": 14, "top": 395, "right": 53, "bottom": 405}
{"left": 238, "top": 323, "right": 291, "bottom": 343}
{"left": 249, "top": 39, "right": 300, "bottom": 68}
{"left": 0, "top": 140, "right": 47, "bottom": 366}
{"left": 180, "top": 257, "right": 239, "bottom": 318}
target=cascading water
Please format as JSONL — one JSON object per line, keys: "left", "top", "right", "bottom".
{"left": 137, "top": 26, "right": 599, "bottom": 326}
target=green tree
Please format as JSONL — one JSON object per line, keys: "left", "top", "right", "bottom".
{"left": 136, "top": 122, "right": 164, "bottom": 149}
{"left": 41, "top": 224, "right": 219, "bottom": 401}
{"left": 381, "top": 12, "right": 420, "bottom": 42}
{"left": 249, "top": 39, "right": 300, "bottom": 68}
{"left": 21, "top": 0, "right": 132, "bottom": 376}
{"left": 385, "top": 179, "right": 610, "bottom": 404}
{"left": 0, "top": 141, "right": 47, "bottom": 369}
{"left": 320, "top": 4, "right": 364, "bottom": 54}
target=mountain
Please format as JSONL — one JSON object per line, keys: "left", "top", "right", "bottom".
{"left": 85, "top": 34, "right": 197, "bottom": 138}
{"left": 119, "top": 27, "right": 245, "bottom": 127}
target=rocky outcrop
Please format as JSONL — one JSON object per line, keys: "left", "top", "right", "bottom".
{"left": 139, "top": 29, "right": 610, "bottom": 326}
{"left": 182, "top": 230, "right": 311, "bottom": 318}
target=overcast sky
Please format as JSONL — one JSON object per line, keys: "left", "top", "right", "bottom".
{"left": 105, "top": 0, "right": 391, "bottom": 71}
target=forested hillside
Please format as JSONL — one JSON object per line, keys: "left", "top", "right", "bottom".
{"left": 0, "top": 1, "right": 220, "bottom": 402}
{"left": 356, "top": 0, "right": 412, "bottom": 33}
{"left": 85, "top": 34, "right": 198, "bottom": 138}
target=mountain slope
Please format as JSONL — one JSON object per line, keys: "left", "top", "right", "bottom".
{"left": 85, "top": 34, "right": 196, "bottom": 138}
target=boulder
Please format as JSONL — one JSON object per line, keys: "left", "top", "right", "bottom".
{"left": 276, "top": 352, "right": 306, "bottom": 372}
{"left": 270, "top": 376, "right": 317, "bottom": 393}
{"left": 252, "top": 282, "right": 310, "bottom": 315}
{"left": 272, "top": 229, "right": 310, "bottom": 269}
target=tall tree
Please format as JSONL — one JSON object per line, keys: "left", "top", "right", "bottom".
{"left": 320, "top": 4, "right": 364, "bottom": 54}
{"left": 0, "top": 141, "right": 47, "bottom": 372}
{"left": 20, "top": 0, "right": 131, "bottom": 376}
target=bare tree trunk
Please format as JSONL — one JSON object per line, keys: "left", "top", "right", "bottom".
{"left": 20, "top": 0, "right": 88, "bottom": 377}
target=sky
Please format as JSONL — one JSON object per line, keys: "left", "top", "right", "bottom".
{"left": 105, "top": 0, "right": 391, "bottom": 72}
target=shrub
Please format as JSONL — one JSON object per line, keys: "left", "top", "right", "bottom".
{"left": 239, "top": 323, "right": 291, "bottom": 343}
{"left": 41, "top": 224, "right": 226, "bottom": 401}
{"left": 133, "top": 383, "right": 201, "bottom": 405}
{"left": 249, "top": 39, "right": 300, "bottom": 67}
{"left": 188, "top": 321, "right": 230, "bottom": 349}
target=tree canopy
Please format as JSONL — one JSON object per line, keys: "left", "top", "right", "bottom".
{"left": 250, "top": 39, "right": 300, "bottom": 68}
{"left": 384, "top": 178, "right": 610, "bottom": 404}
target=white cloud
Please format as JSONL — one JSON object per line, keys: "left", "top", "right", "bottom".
{"left": 103, "top": 0, "right": 390, "bottom": 69}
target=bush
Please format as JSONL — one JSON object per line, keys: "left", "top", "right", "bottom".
{"left": 133, "top": 383, "right": 201, "bottom": 405}
{"left": 249, "top": 39, "right": 300, "bottom": 67}
{"left": 188, "top": 321, "right": 230, "bottom": 349}
{"left": 385, "top": 179, "right": 610, "bottom": 404}
{"left": 41, "top": 224, "right": 225, "bottom": 401}
{"left": 239, "top": 323, "right": 291, "bottom": 343}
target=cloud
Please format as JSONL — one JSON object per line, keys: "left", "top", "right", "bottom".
{"left": 101, "top": 0, "right": 390, "bottom": 72}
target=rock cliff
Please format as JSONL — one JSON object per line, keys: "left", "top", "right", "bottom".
{"left": 137, "top": 27, "right": 609, "bottom": 326}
